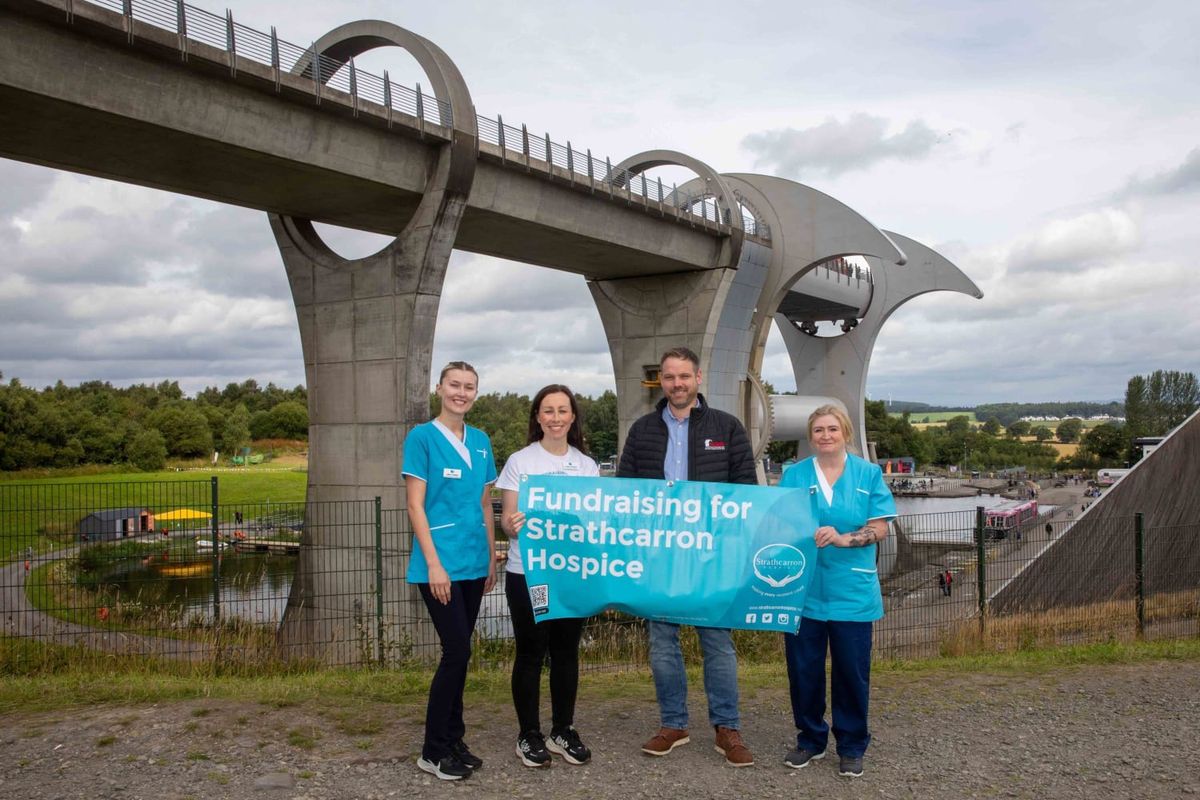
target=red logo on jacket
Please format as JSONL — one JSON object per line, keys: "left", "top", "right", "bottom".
{"left": 704, "top": 438, "right": 726, "bottom": 451}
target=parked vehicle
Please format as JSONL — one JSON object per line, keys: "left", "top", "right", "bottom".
{"left": 983, "top": 499, "right": 1038, "bottom": 540}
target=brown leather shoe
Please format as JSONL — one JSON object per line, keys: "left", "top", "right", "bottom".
{"left": 714, "top": 725, "right": 754, "bottom": 767}
{"left": 641, "top": 727, "right": 690, "bottom": 756}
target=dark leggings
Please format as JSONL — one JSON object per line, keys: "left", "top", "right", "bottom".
{"left": 418, "top": 577, "right": 486, "bottom": 761}
{"left": 506, "top": 570, "right": 585, "bottom": 735}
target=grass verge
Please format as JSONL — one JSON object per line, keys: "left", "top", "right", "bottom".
{"left": 1, "top": 636, "right": 1195, "bottom": 715}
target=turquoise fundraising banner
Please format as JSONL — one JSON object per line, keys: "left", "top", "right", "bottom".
{"left": 517, "top": 475, "right": 817, "bottom": 632}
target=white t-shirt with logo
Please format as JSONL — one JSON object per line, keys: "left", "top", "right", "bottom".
{"left": 496, "top": 441, "right": 599, "bottom": 574}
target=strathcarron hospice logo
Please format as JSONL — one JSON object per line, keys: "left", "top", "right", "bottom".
{"left": 752, "top": 544, "right": 807, "bottom": 593}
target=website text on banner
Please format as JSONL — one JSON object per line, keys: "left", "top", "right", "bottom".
{"left": 517, "top": 475, "right": 817, "bottom": 632}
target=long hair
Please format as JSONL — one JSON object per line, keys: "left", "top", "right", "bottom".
{"left": 527, "top": 384, "right": 589, "bottom": 456}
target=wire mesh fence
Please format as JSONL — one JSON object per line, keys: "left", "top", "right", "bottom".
{"left": 2, "top": 481, "right": 1196, "bottom": 674}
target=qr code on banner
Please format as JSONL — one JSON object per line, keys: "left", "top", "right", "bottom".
{"left": 529, "top": 584, "right": 550, "bottom": 616}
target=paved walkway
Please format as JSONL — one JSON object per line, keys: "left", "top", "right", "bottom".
{"left": 877, "top": 482, "right": 1092, "bottom": 655}
{"left": 1, "top": 538, "right": 221, "bottom": 660}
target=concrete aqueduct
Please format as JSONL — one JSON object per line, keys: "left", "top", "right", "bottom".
{"left": 0, "top": 0, "right": 981, "bottom": 659}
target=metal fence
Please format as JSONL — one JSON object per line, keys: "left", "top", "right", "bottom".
{"left": 2, "top": 481, "right": 1196, "bottom": 673}
{"left": 73, "top": 0, "right": 769, "bottom": 238}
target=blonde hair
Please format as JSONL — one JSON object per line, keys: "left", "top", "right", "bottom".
{"left": 807, "top": 404, "right": 857, "bottom": 453}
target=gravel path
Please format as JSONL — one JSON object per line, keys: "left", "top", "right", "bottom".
{"left": 2, "top": 658, "right": 1197, "bottom": 799}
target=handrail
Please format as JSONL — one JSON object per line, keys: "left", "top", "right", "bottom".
{"left": 74, "top": 0, "right": 769, "bottom": 238}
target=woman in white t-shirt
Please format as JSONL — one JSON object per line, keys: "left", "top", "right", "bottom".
{"left": 497, "top": 384, "right": 599, "bottom": 768}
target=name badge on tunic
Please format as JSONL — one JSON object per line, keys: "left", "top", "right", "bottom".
{"left": 443, "top": 468, "right": 462, "bottom": 479}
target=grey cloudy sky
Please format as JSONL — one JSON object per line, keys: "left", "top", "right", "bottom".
{"left": 2, "top": 0, "right": 1198, "bottom": 405}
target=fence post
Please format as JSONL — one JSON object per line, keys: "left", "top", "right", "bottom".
{"left": 975, "top": 505, "right": 986, "bottom": 640}
{"left": 1134, "top": 511, "right": 1145, "bottom": 640}
{"left": 375, "top": 496, "right": 385, "bottom": 664}
{"left": 211, "top": 476, "right": 221, "bottom": 623}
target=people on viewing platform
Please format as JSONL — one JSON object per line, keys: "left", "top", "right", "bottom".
{"left": 404, "top": 361, "right": 497, "bottom": 782}
{"left": 617, "top": 345, "right": 758, "bottom": 767}
{"left": 778, "top": 405, "right": 897, "bottom": 779}
{"left": 497, "top": 384, "right": 599, "bottom": 768}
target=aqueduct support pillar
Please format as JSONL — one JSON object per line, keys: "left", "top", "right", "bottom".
{"left": 268, "top": 21, "right": 477, "bottom": 662}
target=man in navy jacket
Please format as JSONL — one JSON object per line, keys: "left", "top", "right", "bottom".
{"left": 618, "top": 346, "right": 757, "bottom": 767}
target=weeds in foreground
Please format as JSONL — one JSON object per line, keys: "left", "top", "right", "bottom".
{"left": 938, "top": 589, "right": 1200, "bottom": 657}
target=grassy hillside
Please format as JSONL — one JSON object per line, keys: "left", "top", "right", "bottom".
{"left": 0, "top": 466, "right": 307, "bottom": 559}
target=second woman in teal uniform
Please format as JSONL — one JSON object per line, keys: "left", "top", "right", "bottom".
{"left": 778, "top": 404, "right": 896, "bottom": 779}
{"left": 404, "top": 361, "right": 498, "bottom": 782}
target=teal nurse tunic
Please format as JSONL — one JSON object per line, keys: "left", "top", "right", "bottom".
{"left": 402, "top": 420, "right": 497, "bottom": 583}
{"left": 779, "top": 454, "right": 897, "bottom": 622}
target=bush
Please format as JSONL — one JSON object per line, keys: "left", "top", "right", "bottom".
{"left": 126, "top": 428, "right": 168, "bottom": 471}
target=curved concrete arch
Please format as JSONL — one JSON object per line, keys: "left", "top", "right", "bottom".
{"left": 590, "top": 269, "right": 724, "bottom": 318}
{"left": 871, "top": 231, "right": 983, "bottom": 324}
{"left": 277, "top": 20, "right": 478, "bottom": 274}
{"left": 722, "top": 174, "right": 905, "bottom": 351}
{"left": 612, "top": 149, "right": 744, "bottom": 267}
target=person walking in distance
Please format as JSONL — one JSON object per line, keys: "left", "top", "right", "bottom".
{"left": 943, "top": 569, "right": 953, "bottom": 597}
{"left": 617, "top": 346, "right": 758, "bottom": 767}
{"left": 498, "top": 384, "right": 598, "bottom": 768}
{"left": 404, "top": 362, "right": 498, "bottom": 782}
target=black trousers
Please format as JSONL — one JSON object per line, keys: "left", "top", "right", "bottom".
{"left": 505, "top": 570, "right": 585, "bottom": 735}
{"left": 418, "top": 577, "right": 486, "bottom": 761}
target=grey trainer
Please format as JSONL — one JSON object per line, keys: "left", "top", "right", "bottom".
{"left": 784, "top": 746, "right": 826, "bottom": 769}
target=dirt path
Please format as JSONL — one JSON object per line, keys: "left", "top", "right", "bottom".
{"left": 2, "top": 658, "right": 1196, "bottom": 799}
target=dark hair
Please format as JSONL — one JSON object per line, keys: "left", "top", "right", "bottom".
{"left": 438, "top": 361, "right": 478, "bottom": 384}
{"left": 660, "top": 346, "right": 700, "bottom": 369}
{"left": 527, "top": 384, "right": 589, "bottom": 456}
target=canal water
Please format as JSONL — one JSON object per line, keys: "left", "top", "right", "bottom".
{"left": 102, "top": 552, "right": 295, "bottom": 625}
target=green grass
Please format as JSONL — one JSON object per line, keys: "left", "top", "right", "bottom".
{"left": 0, "top": 637, "right": 1195, "bottom": 715}
{"left": 0, "top": 468, "right": 307, "bottom": 559}
{"left": 894, "top": 411, "right": 978, "bottom": 423}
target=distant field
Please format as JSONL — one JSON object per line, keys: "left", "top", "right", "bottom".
{"left": 895, "top": 411, "right": 977, "bottom": 423}
{"left": 902, "top": 414, "right": 1112, "bottom": 433}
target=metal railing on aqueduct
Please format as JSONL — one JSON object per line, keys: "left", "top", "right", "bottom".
{"left": 75, "top": 0, "right": 769, "bottom": 237}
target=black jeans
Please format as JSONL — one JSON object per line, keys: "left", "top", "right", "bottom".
{"left": 418, "top": 577, "right": 486, "bottom": 761}
{"left": 505, "top": 570, "right": 585, "bottom": 735}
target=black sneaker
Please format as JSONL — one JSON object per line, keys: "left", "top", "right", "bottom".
{"left": 547, "top": 726, "right": 591, "bottom": 765}
{"left": 417, "top": 754, "right": 471, "bottom": 781}
{"left": 451, "top": 740, "right": 483, "bottom": 770}
{"left": 839, "top": 755, "right": 864, "bottom": 778}
{"left": 516, "top": 730, "right": 552, "bottom": 768}
{"left": 784, "top": 746, "right": 826, "bottom": 769}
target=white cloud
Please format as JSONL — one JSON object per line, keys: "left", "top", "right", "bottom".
{"left": 1007, "top": 209, "right": 1140, "bottom": 274}
{"left": 2, "top": 0, "right": 1200, "bottom": 410}
{"left": 742, "top": 114, "right": 945, "bottom": 178}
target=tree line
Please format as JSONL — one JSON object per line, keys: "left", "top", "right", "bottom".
{"left": 861, "top": 370, "right": 1198, "bottom": 470}
{"left": 0, "top": 375, "right": 308, "bottom": 471}
{"left": 3, "top": 369, "right": 1194, "bottom": 474}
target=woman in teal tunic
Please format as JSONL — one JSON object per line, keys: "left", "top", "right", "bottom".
{"left": 778, "top": 404, "right": 896, "bottom": 779}
{"left": 404, "top": 361, "right": 497, "bottom": 782}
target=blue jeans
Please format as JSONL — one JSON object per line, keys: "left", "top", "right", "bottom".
{"left": 648, "top": 621, "right": 739, "bottom": 730}
{"left": 784, "top": 616, "right": 873, "bottom": 757}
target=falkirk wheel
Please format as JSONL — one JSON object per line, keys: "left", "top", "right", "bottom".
{"left": 269, "top": 20, "right": 982, "bottom": 660}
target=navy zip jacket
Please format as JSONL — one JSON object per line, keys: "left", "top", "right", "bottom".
{"left": 617, "top": 393, "right": 758, "bottom": 485}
